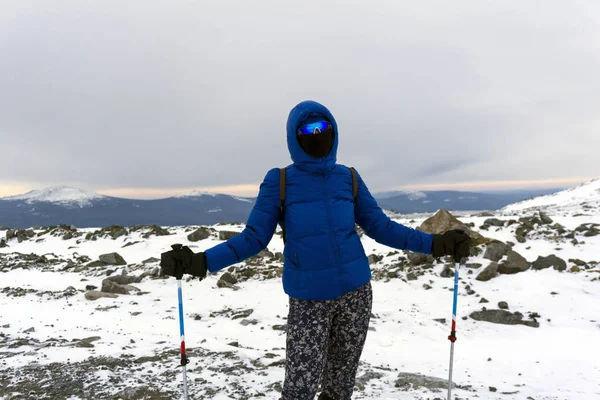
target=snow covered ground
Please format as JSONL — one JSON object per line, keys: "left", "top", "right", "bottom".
{"left": 1, "top": 182, "right": 600, "bottom": 400}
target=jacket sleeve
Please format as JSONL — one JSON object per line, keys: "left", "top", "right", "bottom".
{"left": 204, "top": 168, "right": 281, "bottom": 272}
{"left": 353, "top": 169, "right": 433, "bottom": 254}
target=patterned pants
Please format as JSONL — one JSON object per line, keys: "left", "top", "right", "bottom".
{"left": 280, "top": 281, "right": 373, "bottom": 400}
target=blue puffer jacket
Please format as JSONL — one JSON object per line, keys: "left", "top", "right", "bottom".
{"left": 204, "top": 100, "right": 433, "bottom": 300}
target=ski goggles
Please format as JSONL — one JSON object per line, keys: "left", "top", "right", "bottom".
{"left": 297, "top": 121, "right": 332, "bottom": 135}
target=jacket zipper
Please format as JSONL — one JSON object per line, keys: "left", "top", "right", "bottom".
{"left": 321, "top": 174, "right": 343, "bottom": 293}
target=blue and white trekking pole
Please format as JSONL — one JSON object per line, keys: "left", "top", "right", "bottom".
{"left": 177, "top": 277, "right": 189, "bottom": 400}
{"left": 447, "top": 261, "right": 461, "bottom": 400}
{"left": 170, "top": 244, "right": 190, "bottom": 400}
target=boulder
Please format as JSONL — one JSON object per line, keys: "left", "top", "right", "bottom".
{"left": 395, "top": 372, "right": 455, "bottom": 391}
{"left": 440, "top": 265, "right": 454, "bottom": 278}
{"left": 218, "top": 231, "right": 238, "bottom": 241}
{"left": 406, "top": 251, "right": 435, "bottom": 266}
{"left": 418, "top": 209, "right": 488, "bottom": 245}
{"left": 101, "top": 279, "right": 139, "bottom": 295}
{"left": 187, "top": 227, "right": 213, "bottom": 242}
{"left": 498, "top": 250, "right": 530, "bottom": 274}
{"left": 538, "top": 211, "right": 553, "bottom": 225}
{"left": 470, "top": 309, "right": 539, "bottom": 327}
{"left": 105, "top": 274, "right": 143, "bottom": 285}
{"left": 532, "top": 255, "right": 567, "bottom": 271}
{"left": 498, "top": 301, "right": 509, "bottom": 309}
{"left": 483, "top": 241, "right": 509, "bottom": 262}
{"left": 476, "top": 262, "right": 498, "bottom": 282}
{"left": 483, "top": 218, "right": 504, "bottom": 227}
{"left": 85, "top": 290, "right": 119, "bottom": 301}
{"left": 0, "top": 239, "right": 7, "bottom": 248}
{"left": 217, "top": 272, "right": 238, "bottom": 288}
{"left": 99, "top": 252, "right": 127, "bottom": 266}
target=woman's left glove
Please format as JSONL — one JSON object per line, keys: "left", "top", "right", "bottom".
{"left": 160, "top": 244, "right": 208, "bottom": 280}
{"left": 431, "top": 230, "right": 472, "bottom": 262}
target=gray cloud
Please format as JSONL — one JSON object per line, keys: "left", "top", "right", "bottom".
{"left": 1, "top": 0, "right": 599, "bottom": 195}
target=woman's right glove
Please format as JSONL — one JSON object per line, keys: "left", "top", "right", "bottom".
{"left": 431, "top": 230, "right": 472, "bottom": 262}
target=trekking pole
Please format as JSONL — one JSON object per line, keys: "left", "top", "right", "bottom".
{"left": 171, "top": 244, "right": 190, "bottom": 400}
{"left": 447, "top": 260, "right": 461, "bottom": 400}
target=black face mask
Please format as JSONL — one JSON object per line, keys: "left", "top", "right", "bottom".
{"left": 297, "top": 128, "right": 334, "bottom": 158}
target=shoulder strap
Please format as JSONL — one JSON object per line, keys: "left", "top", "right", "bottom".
{"left": 349, "top": 167, "right": 358, "bottom": 201}
{"left": 279, "top": 168, "right": 287, "bottom": 243}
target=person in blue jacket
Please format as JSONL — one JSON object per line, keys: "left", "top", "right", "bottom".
{"left": 160, "top": 100, "right": 471, "bottom": 400}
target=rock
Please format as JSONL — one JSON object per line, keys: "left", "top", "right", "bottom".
{"left": 484, "top": 218, "right": 504, "bottom": 227}
{"left": 63, "top": 286, "right": 78, "bottom": 297}
{"left": 23, "top": 327, "right": 35, "bottom": 333}
{"left": 470, "top": 246, "right": 482, "bottom": 257}
{"left": 84, "top": 290, "right": 119, "bottom": 300}
{"left": 406, "top": 272, "right": 418, "bottom": 281}
{"left": 368, "top": 254, "right": 384, "bottom": 265}
{"left": 218, "top": 230, "right": 238, "bottom": 240}
{"left": 187, "top": 227, "right": 213, "bottom": 242}
{"left": 539, "top": 211, "right": 553, "bottom": 225}
{"left": 98, "top": 252, "right": 127, "bottom": 266}
{"left": 466, "top": 263, "right": 482, "bottom": 269}
{"left": 470, "top": 309, "right": 539, "bottom": 328}
{"left": 231, "top": 309, "right": 254, "bottom": 320}
{"left": 498, "top": 301, "right": 509, "bottom": 309}
{"left": 498, "top": 250, "right": 530, "bottom": 274}
{"left": 440, "top": 265, "right": 454, "bottom": 278}
{"left": 479, "top": 297, "right": 489, "bottom": 303}
{"left": 217, "top": 272, "right": 238, "bottom": 288}
{"left": 483, "top": 241, "right": 510, "bottom": 262}
{"left": 109, "top": 225, "right": 128, "bottom": 239}
{"left": 570, "top": 266, "right": 580, "bottom": 272}
{"left": 569, "top": 258, "right": 587, "bottom": 266}
{"left": 419, "top": 209, "right": 488, "bottom": 245}
{"left": 406, "top": 251, "right": 434, "bottom": 266}
{"left": 476, "top": 262, "right": 499, "bottom": 282}
{"left": 101, "top": 279, "right": 139, "bottom": 295}
{"left": 395, "top": 372, "right": 454, "bottom": 391}
{"left": 584, "top": 229, "right": 600, "bottom": 237}
{"left": 490, "top": 386, "right": 498, "bottom": 392}
{"left": 76, "top": 336, "right": 101, "bottom": 348}
{"left": 532, "top": 255, "right": 567, "bottom": 271}
{"left": 142, "top": 257, "right": 160, "bottom": 264}
{"left": 516, "top": 234, "right": 526, "bottom": 243}
{"left": 0, "top": 238, "right": 7, "bottom": 248}
{"left": 105, "top": 274, "right": 143, "bottom": 285}
{"left": 85, "top": 285, "right": 98, "bottom": 291}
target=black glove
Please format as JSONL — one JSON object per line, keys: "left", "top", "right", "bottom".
{"left": 431, "top": 230, "right": 471, "bottom": 263}
{"left": 160, "top": 244, "right": 208, "bottom": 280}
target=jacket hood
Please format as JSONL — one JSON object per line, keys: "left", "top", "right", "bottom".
{"left": 286, "top": 100, "right": 338, "bottom": 172}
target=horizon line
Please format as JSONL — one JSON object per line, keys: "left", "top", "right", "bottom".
{"left": 0, "top": 176, "right": 595, "bottom": 200}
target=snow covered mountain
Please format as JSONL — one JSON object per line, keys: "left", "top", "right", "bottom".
{"left": 503, "top": 178, "right": 600, "bottom": 215}
{"left": 0, "top": 187, "right": 255, "bottom": 228}
{"left": 373, "top": 188, "right": 561, "bottom": 214}
{"left": 2, "top": 186, "right": 104, "bottom": 207}
{"left": 0, "top": 185, "right": 567, "bottom": 229}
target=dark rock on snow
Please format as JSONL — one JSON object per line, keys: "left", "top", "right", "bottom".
{"left": 483, "top": 241, "right": 510, "bottom": 262}
{"left": 532, "top": 255, "right": 567, "bottom": 271}
{"left": 470, "top": 309, "right": 539, "bottom": 328}
{"left": 498, "top": 250, "right": 530, "bottom": 274}
{"left": 476, "top": 262, "right": 498, "bottom": 282}
{"left": 98, "top": 252, "right": 127, "bottom": 266}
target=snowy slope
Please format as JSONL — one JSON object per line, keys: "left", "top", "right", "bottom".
{"left": 1, "top": 205, "right": 600, "bottom": 399}
{"left": 503, "top": 179, "right": 600, "bottom": 214}
{"left": 1, "top": 186, "right": 104, "bottom": 207}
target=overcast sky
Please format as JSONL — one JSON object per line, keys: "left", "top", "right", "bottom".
{"left": 1, "top": 1, "right": 599, "bottom": 199}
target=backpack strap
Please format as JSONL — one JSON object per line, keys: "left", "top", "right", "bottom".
{"left": 349, "top": 167, "right": 358, "bottom": 202}
{"left": 279, "top": 167, "right": 287, "bottom": 244}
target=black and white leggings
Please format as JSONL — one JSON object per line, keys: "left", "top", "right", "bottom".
{"left": 280, "top": 281, "right": 373, "bottom": 400}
